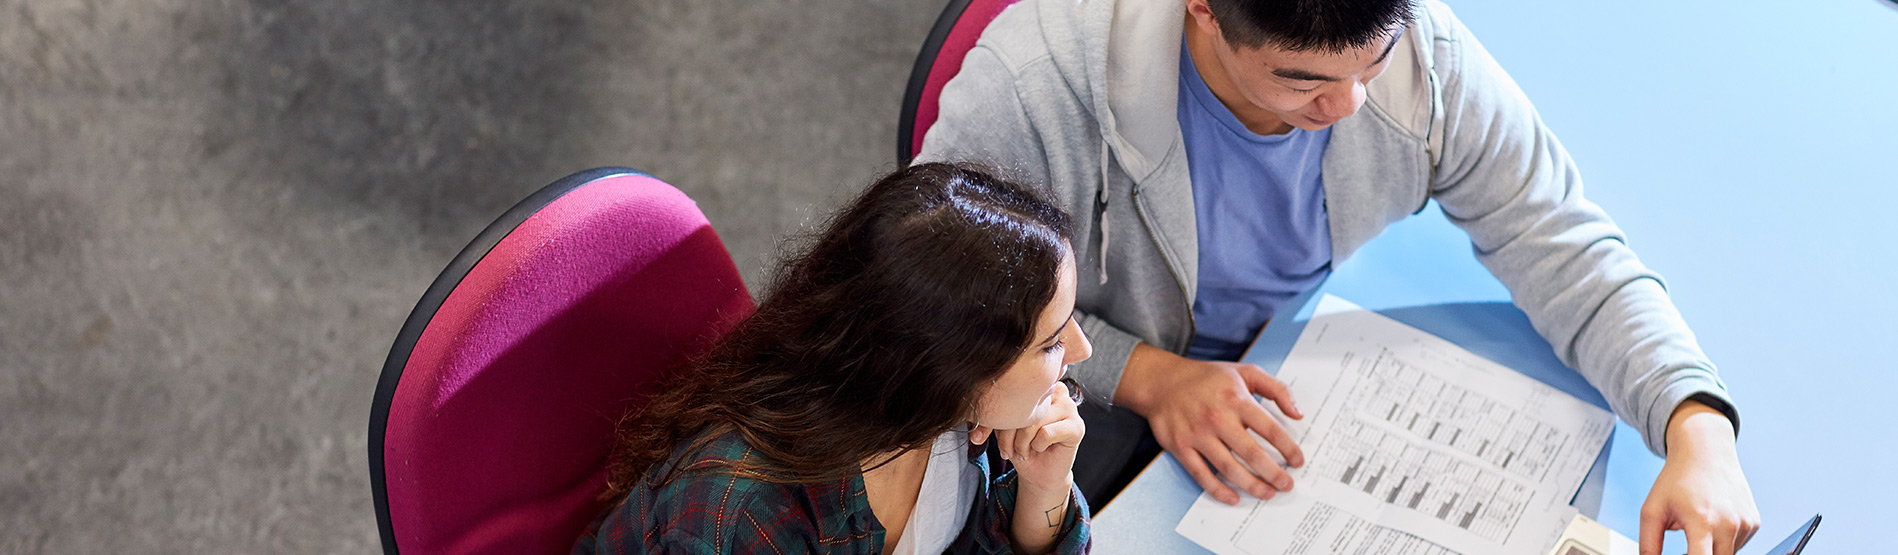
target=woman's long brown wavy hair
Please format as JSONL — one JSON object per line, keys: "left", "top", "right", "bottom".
{"left": 601, "top": 162, "right": 1074, "bottom": 499}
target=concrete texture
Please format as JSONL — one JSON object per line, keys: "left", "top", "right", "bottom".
{"left": 0, "top": 0, "right": 934, "bottom": 551}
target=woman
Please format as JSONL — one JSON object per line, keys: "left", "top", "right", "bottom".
{"left": 575, "top": 163, "right": 1094, "bottom": 554}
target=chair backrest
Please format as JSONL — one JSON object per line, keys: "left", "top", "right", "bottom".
{"left": 368, "top": 168, "right": 754, "bottom": 554}
{"left": 897, "top": 0, "right": 1025, "bottom": 165}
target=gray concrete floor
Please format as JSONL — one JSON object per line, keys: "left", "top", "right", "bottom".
{"left": 0, "top": 0, "right": 935, "bottom": 551}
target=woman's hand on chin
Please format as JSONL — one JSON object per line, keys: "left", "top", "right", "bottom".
{"left": 972, "top": 382, "right": 1085, "bottom": 493}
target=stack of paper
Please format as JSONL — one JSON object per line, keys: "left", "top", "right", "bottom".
{"left": 1176, "top": 295, "right": 1616, "bottom": 555}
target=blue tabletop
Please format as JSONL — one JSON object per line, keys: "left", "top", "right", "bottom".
{"left": 1092, "top": 2, "right": 1898, "bottom": 552}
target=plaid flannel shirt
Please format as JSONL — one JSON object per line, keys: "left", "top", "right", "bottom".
{"left": 574, "top": 433, "right": 1091, "bottom": 554}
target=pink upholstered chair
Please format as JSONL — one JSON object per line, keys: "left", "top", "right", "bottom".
{"left": 897, "top": 0, "right": 1024, "bottom": 165}
{"left": 368, "top": 168, "right": 754, "bottom": 554}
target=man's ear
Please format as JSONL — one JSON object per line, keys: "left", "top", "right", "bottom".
{"left": 1184, "top": 0, "right": 1223, "bottom": 39}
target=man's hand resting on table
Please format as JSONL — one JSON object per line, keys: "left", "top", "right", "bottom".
{"left": 1641, "top": 400, "right": 1759, "bottom": 555}
{"left": 1116, "top": 343, "right": 1305, "bottom": 505}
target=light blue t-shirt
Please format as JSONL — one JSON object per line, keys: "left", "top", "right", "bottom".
{"left": 1178, "top": 40, "right": 1334, "bottom": 361}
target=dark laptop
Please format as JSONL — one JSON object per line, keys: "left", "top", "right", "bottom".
{"left": 1761, "top": 514, "right": 1821, "bottom": 555}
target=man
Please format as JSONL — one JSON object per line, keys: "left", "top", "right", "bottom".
{"left": 916, "top": 1, "right": 1761, "bottom": 554}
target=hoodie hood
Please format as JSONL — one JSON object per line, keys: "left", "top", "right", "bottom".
{"left": 1039, "top": 0, "right": 1186, "bottom": 182}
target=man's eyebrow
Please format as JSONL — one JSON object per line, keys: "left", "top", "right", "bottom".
{"left": 1271, "top": 67, "right": 1340, "bottom": 82}
{"left": 1270, "top": 28, "right": 1405, "bottom": 82}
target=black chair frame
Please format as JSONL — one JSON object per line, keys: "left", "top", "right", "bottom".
{"left": 897, "top": 0, "right": 978, "bottom": 166}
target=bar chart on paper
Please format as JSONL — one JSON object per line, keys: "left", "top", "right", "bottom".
{"left": 1313, "top": 418, "right": 1533, "bottom": 544}
{"left": 1345, "top": 347, "right": 1575, "bottom": 483}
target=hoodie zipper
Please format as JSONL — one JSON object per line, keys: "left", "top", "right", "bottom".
{"left": 1126, "top": 175, "right": 1198, "bottom": 354}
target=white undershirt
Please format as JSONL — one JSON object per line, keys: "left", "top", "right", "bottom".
{"left": 887, "top": 429, "right": 980, "bottom": 555}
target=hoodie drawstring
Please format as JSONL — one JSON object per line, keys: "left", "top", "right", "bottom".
{"left": 1096, "top": 139, "right": 1111, "bottom": 285}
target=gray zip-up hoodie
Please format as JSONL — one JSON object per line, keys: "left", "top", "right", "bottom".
{"left": 917, "top": 0, "right": 1733, "bottom": 457}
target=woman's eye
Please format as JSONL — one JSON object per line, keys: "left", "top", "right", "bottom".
{"left": 1044, "top": 340, "right": 1065, "bottom": 354}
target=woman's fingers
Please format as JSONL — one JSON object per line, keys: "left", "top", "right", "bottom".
{"left": 1029, "top": 387, "right": 1085, "bottom": 452}
{"left": 993, "top": 428, "right": 1020, "bottom": 459}
{"left": 1029, "top": 417, "right": 1084, "bottom": 452}
{"left": 995, "top": 428, "right": 1040, "bottom": 460}
{"left": 1017, "top": 427, "right": 1037, "bottom": 459}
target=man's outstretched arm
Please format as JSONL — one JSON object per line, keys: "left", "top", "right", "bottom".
{"left": 1415, "top": 3, "right": 1757, "bottom": 554}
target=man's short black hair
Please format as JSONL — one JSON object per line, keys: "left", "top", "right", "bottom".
{"left": 1206, "top": 0, "right": 1416, "bottom": 52}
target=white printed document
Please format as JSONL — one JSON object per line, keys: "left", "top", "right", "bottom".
{"left": 1176, "top": 295, "right": 1615, "bottom": 555}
